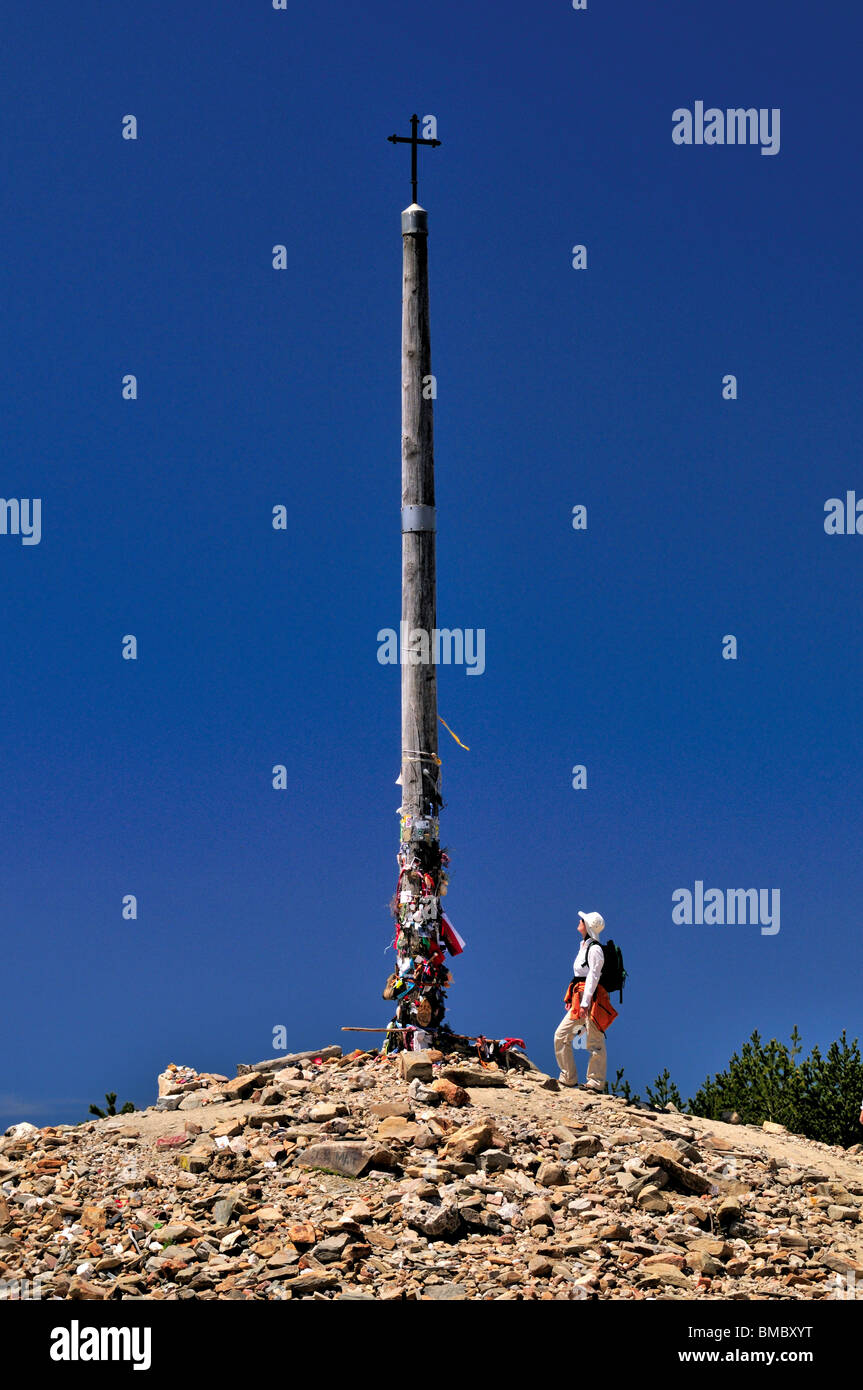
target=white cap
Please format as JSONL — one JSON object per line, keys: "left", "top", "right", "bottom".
{"left": 578, "top": 910, "right": 605, "bottom": 936}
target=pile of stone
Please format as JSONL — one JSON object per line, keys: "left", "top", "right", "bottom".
{"left": 1, "top": 1044, "right": 862, "bottom": 1301}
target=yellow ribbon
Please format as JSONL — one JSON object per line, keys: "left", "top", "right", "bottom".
{"left": 438, "top": 716, "right": 470, "bottom": 751}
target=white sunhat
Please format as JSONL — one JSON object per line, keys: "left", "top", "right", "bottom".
{"left": 578, "top": 910, "right": 605, "bottom": 936}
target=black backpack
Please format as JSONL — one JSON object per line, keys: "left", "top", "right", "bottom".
{"left": 583, "top": 937, "right": 627, "bottom": 1000}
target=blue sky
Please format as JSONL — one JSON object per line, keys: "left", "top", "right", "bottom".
{"left": 1, "top": 0, "right": 861, "bottom": 1130}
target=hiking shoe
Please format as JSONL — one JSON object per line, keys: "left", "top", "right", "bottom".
{"left": 583, "top": 1081, "right": 606, "bottom": 1094}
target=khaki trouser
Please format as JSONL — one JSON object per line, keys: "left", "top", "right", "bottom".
{"left": 554, "top": 1010, "right": 607, "bottom": 1088}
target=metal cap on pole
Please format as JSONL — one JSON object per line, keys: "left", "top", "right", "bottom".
{"left": 401, "top": 204, "right": 428, "bottom": 236}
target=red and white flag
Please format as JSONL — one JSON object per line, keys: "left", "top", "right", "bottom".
{"left": 441, "top": 914, "right": 465, "bottom": 956}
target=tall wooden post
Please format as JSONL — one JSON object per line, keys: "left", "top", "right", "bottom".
{"left": 399, "top": 202, "right": 439, "bottom": 821}
{"left": 383, "top": 121, "right": 453, "bottom": 1053}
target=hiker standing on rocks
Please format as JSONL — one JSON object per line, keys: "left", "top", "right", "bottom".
{"left": 554, "top": 911, "right": 609, "bottom": 1093}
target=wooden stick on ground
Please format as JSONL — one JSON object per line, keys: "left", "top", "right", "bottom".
{"left": 341, "top": 1025, "right": 493, "bottom": 1043}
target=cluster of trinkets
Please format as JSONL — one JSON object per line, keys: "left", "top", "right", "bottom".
{"left": 382, "top": 813, "right": 463, "bottom": 1053}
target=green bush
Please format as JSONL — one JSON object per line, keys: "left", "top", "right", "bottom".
{"left": 609, "top": 1067, "right": 640, "bottom": 1103}
{"left": 645, "top": 1067, "right": 684, "bottom": 1111}
{"left": 613, "top": 1029, "right": 863, "bottom": 1148}
{"left": 796, "top": 1033, "right": 863, "bottom": 1148}
{"left": 684, "top": 1028, "right": 863, "bottom": 1148}
{"left": 89, "top": 1091, "right": 136, "bottom": 1119}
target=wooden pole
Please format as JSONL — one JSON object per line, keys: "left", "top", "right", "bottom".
{"left": 386, "top": 201, "right": 450, "bottom": 1050}
{"left": 400, "top": 203, "right": 439, "bottom": 817}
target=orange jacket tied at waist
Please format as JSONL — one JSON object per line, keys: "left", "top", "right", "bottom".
{"left": 564, "top": 978, "right": 618, "bottom": 1033}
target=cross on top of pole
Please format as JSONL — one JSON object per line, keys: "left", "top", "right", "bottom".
{"left": 388, "top": 114, "right": 441, "bottom": 206}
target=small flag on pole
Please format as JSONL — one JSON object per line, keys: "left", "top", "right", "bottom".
{"left": 441, "top": 914, "right": 465, "bottom": 956}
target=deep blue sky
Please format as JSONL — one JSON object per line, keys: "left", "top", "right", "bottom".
{"left": 2, "top": 1, "right": 861, "bottom": 1130}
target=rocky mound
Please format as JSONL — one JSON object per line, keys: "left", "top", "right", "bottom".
{"left": 2, "top": 1045, "right": 862, "bottom": 1301}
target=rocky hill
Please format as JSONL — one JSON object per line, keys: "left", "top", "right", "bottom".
{"left": 2, "top": 1045, "right": 862, "bottom": 1301}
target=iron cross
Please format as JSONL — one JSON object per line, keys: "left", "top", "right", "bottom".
{"left": 388, "top": 114, "right": 441, "bottom": 206}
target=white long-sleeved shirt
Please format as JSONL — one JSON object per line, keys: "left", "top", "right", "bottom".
{"left": 572, "top": 936, "right": 604, "bottom": 1011}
